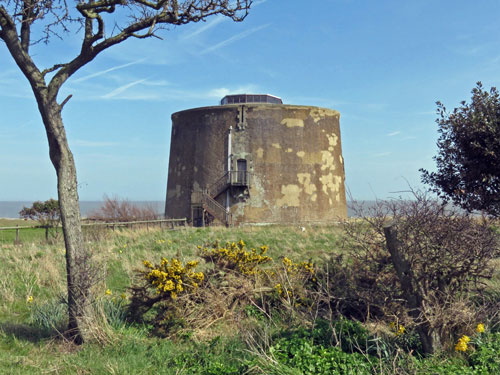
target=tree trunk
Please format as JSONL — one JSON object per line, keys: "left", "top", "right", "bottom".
{"left": 41, "top": 101, "right": 92, "bottom": 344}
{"left": 383, "top": 222, "right": 438, "bottom": 354}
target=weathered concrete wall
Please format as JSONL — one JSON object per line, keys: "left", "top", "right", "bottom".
{"left": 165, "top": 103, "right": 347, "bottom": 224}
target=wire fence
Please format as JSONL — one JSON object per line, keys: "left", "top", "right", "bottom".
{"left": 0, "top": 218, "right": 187, "bottom": 244}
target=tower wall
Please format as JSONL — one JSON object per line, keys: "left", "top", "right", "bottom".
{"left": 165, "top": 103, "right": 347, "bottom": 224}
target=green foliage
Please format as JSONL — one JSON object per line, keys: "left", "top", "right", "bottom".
{"left": 305, "top": 319, "right": 372, "bottom": 354}
{"left": 128, "top": 257, "right": 204, "bottom": 328}
{"left": 468, "top": 333, "right": 500, "bottom": 374}
{"left": 416, "top": 356, "right": 476, "bottom": 375}
{"left": 345, "top": 194, "right": 500, "bottom": 353}
{"left": 167, "top": 337, "right": 250, "bottom": 375}
{"left": 29, "top": 297, "right": 67, "bottom": 335}
{"left": 19, "top": 199, "right": 60, "bottom": 228}
{"left": 100, "top": 297, "right": 128, "bottom": 328}
{"left": 2, "top": 225, "right": 500, "bottom": 374}
{"left": 421, "top": 82, "right": 500, "bottom": 217}
{"left": 270, "top": 334, "right": 373, "bottom": 375}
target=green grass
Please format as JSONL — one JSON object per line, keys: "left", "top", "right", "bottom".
{"left": 1, "top": 224, "right": 499, "bottom": 374}
{"left": 0, "top": 225, "right": 346, "bottom": 374}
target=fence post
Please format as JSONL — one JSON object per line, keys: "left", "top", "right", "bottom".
{"left": 16, "top": 225, "right": 20, "bottom": 244}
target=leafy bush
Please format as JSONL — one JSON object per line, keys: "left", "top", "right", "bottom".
{"left": 270, "top": 334, "right": 373, "bottom": 375}
{"left": 468, "top": 332, "right": 500, "bottom": 374}
{"left": 343, "top": 192, "right": 500, "bottom": 353}
{"left": 19, "top": 199, "right": 61, "bottom": 241}
{"left": 127, "top": 257, "right": 204, "bottom": 329}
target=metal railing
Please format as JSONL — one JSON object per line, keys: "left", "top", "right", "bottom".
{"left": 208, "top": 171, "right": 230, "bottom": 198}
{"left": 228, "top": 170, "right": 251, "bottom": 186}
{"left": 207, "top": 171, "right": 251, "bottom": 198}
{"left": 201, "top": 190, "right": 232, "bottom": 226}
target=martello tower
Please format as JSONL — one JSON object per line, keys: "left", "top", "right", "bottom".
{"left": 165, "top": 94, "right": 347, "bottom": 226}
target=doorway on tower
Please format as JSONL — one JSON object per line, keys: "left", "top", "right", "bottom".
{"left": 190, "top": 205, "right": 215, "bottom": 227}
{"left": 236, "top": 159, "right": 247, "bottom": 185}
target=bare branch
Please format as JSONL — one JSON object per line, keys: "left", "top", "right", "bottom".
{"left": 41, "top": 63, "right": 66, "bottom": 76}
{"left": 60, "top": 94, "right": 72, "bottom": 109}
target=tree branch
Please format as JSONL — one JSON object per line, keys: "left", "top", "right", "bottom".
{"left": 0, "top": 5, "right": 47, "bottom": 97}
{"left": 42, "top": 63, "right": 67, "bottom": 77}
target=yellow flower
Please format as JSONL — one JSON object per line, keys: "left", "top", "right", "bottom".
{"left": 105, "top": 289, "right": 112, "bottom": 296}
{"left": 476, "top": 323, "right": 485, "bottom": 333}
{"left": 397, "top": 325, "right": 405, "bottom": 335}
{"left": 455, "top": 335, "right": 470, "bottom": 352}
{"left": 455, "top": 340, "right": 468, "bottom": 352}
{"left": 26, "top": 295, "right": 34, "bottom": 303}
{"left": 120, "top": 293, "right": 127, "bottom": 300}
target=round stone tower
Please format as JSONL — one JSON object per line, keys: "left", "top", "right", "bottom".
{"left": 165, "top": 94, "right": 347, "bottom": 226}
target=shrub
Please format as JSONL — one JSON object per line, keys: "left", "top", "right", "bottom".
{"left": 269, "top": 334, "right": 373, "bottom": 375}
{"left": 467, "top": 330, "right": 500, "bottom": 374}
{"left": 343, "top": 192, "right": 500, "bottom": 354}
{"left": 89, "top": 195, "right": 158, "bottom": 222}
{"left": 19, "top": 199, "right": 61, "bottom": 241}
{"left": 199, "top": 240, "right": 272, "bottom": 275}
{"left": 127, "top": 257, "right": 204, "bottom": 327}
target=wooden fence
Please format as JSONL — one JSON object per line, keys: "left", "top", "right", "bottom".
{"left": 0, "top": 218, "right": 187, "bottom": 243}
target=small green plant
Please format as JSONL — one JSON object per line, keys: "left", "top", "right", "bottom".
{"left": 269, "top": 334, "right": 373, "bottom": 375}
{"left": 468, "top": 332, "right": 500, "bottom": 374}
{"left": 29, "top": 296, "right": 67, "bottom": 335}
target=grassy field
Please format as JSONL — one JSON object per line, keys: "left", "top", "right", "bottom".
{"left": 1, "top": 224, "right": 499, "bottom": 374}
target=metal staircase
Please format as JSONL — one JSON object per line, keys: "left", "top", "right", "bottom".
{"left": 191, "top": 171, "right": 251, "bottom": 227}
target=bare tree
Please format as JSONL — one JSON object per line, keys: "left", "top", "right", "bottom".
{"left": 0, "top": 0, "right": 251, "bottom": 344}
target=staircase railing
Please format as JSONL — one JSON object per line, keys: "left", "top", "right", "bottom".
{"left": 201, "top": 190, "right": 232, "bottom": 226}
{"left": 208, "top": 171, "right": 230, "bottom": 198}
{"left": 228, "top": 171, "right": 251, "bottom": 186}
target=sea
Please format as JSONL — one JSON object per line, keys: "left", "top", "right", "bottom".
{"left": 0, "top": 201, "right": 374, "bottom": 219}
{"left": 0, "top": 201, "right": 165, "bottom": 219}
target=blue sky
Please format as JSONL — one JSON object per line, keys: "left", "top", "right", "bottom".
{"left": 1, "top": 0, "right": 500, "bottom": 202}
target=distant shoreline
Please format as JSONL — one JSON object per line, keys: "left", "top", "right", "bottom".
{"left": 0, "top": 201, "right": 165, "bottom": 219}
{"left": 0, "top": 200, "right": 375, "bottom": 219}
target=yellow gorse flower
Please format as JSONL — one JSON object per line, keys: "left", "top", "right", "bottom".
{"left": 282, "top": 257, "right": 316, "bottom": 281}
{"left": 476, "top": 323, "right": 485, "bottom": 333}
{"left": 389, "top": 322, "right": 405, "bottom": 336}
{"left": 143, "top": 257, "right": 203, "bottom": 299}
{"left": 199, "top": 240, "right": 272, "bottom": 275}
{"left": 105, "top": 289, "right": 112, "bottom": 296}
{"left": 455, "top": 335, "right": 470, "bottom": 352}
{"left": 26, "top": 295, "right": 34, "bottom": 303}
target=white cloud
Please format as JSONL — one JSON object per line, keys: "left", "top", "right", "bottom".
{"left": 181, "top": 17, "right": 226, "bottom": 40}
{"left": 387, "top": 131, "right": 401, "bottom": 137}
{"left": 200, "top": 23, "right": 270, "bottom": 55}
{"left": 101, "top": 79, "right": 148, "bottom": 99}
{"left": 206, "top": 84, "right": 260, "bottom": 98}
{"left": 73, "top": 60, "right": 145, "bottom": 83}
